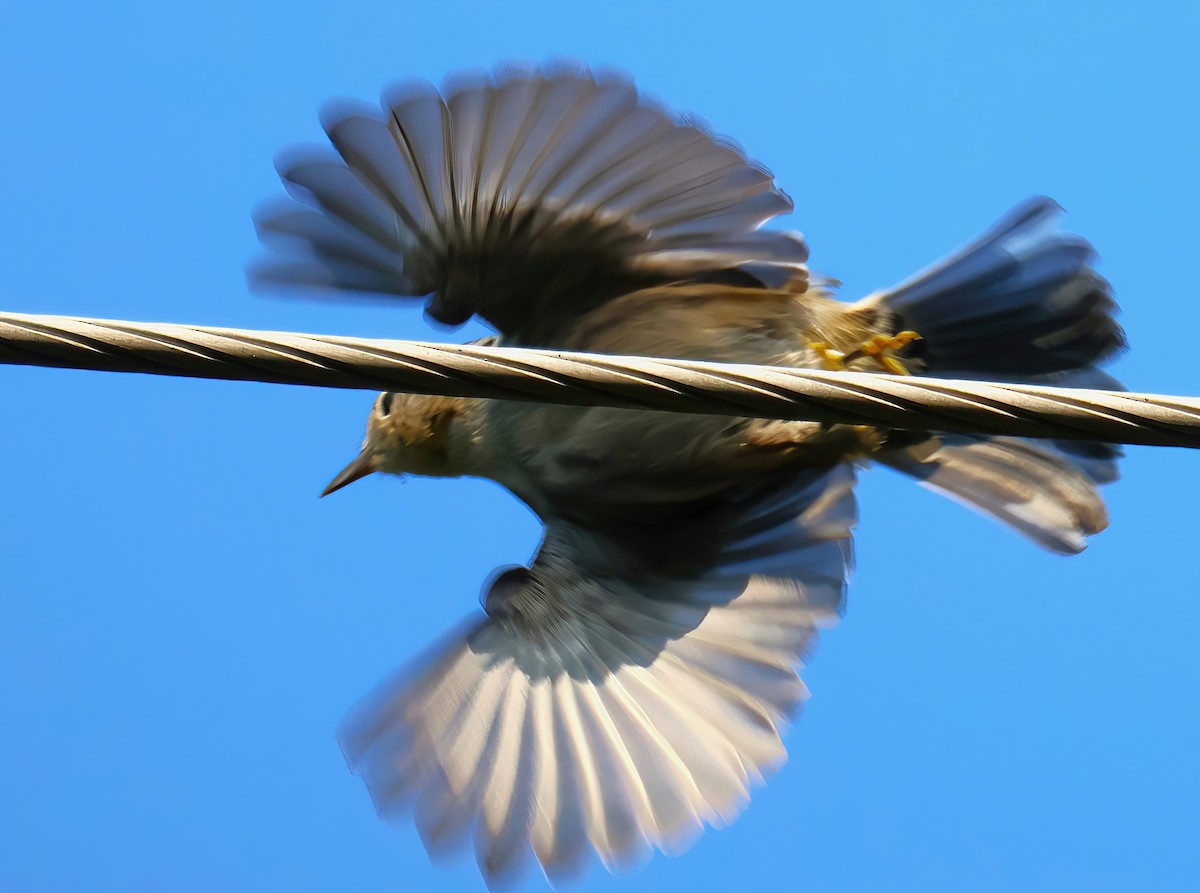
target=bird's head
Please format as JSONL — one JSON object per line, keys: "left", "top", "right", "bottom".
{"left": 321, "top": 392, "right": 467, "bottom": 496}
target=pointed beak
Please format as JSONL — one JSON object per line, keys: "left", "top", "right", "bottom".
{"left": 321, "top": 452, "right": 378, "bottom": 497}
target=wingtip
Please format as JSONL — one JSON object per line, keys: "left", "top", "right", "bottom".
{"left": 317, "top": 96, "right": 383, "bottom": 134}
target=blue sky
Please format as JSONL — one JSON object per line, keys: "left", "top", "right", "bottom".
{"left": 2, "top": 1, "right": 1198, "bottom": 890}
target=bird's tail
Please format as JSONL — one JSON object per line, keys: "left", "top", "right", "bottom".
{"left": 868, "top": 197, "right": 1126, "bottom": 553}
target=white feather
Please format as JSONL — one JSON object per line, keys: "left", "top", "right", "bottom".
{"left": 338, "top": 467, "right": 856, "bottom": 884}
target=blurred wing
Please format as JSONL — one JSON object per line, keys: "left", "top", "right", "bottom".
{"left": 250, "top": 63, "right": 808, "bottom": 344}
{"left": 337, "top": 466, "right": 856, "bottom": 885}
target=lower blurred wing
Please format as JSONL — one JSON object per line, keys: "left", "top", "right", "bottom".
{"left": 337, "top": 466, "right": 857, "bottom": 885}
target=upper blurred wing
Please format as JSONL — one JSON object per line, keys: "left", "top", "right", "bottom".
{"left": 250, "top": 63, "right": 808, "bottom": 344}
{"left": 337, "top": 466, "right": 856, "bottom": 886}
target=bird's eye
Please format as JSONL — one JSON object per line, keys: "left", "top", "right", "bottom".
{"left": 377, "top": 393, "right": 395, "bottom": 417}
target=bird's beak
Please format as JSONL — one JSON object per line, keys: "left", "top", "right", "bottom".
{"left": 321, "top": 452, "right": 378, "bottom": 497}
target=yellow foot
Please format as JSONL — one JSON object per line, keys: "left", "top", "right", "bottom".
{"left": 843, "top": 330, "right": 923, "bottom": 375}
{"left": 807, "top": 341, "right": 849, "bottom": 371}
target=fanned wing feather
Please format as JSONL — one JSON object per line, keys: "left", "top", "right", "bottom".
{"left": 251, "top": 63, "right": 807, "bottom": 342}
{"left": 337, "top": 467, "right": 856, "bottom": 885}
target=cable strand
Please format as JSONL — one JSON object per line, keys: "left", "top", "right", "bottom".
{"left": 2, "top": 310, "right": 1198, "bottom": 449}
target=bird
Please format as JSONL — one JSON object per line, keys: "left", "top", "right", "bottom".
{"left": 250, "top": 61, "right": 1126, "bottom": 886}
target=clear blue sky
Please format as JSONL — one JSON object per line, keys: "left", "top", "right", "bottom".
{"left": 2, "top": 1, "right": 1198, "bottom": 891}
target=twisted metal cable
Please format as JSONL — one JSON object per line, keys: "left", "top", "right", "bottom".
{"left": 2, "top": 310, "right": 1199, "bottom": 448}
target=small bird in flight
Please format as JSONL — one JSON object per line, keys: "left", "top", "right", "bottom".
{"left": 251, "top": 62, "right": 1125, "bottom": 886}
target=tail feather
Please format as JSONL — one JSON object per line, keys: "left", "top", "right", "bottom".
{"left": 877, "top": 433, "right": 1109, "bottom": 554}
{"left": 871, "top": 199, "right": 1126, "bottom": 551}
{"left": 876, "top": 196, "right": 1126, "bottom": 377}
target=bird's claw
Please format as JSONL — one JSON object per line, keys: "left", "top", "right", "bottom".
{"left": 808, "top": 341, "right": 849, "bottom": 371}
{"left": 809, "top": 330, "right": 923, "bottom": 375}
{"left": 850, "top": 330, "right": 923, "bottom": 375}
